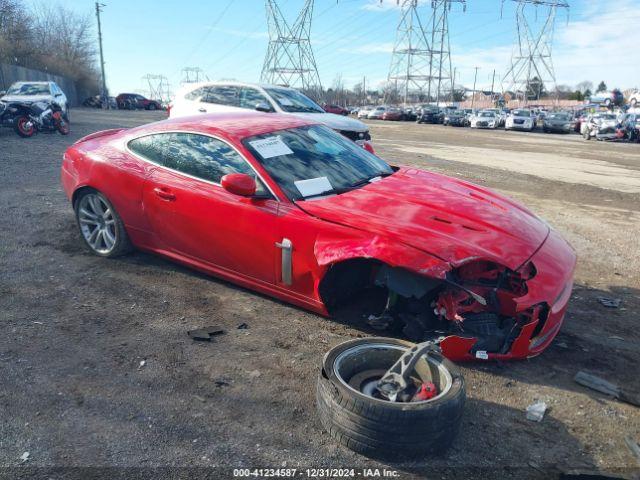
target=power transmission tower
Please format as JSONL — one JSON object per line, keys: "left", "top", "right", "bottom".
{"left": 501, "top": 0, "right": 569, "bottom": 103}
{"left": 261, "top": 0, "right": 322, "bottom": 96}
{"left": 386, "top": 0, "right": 466, "bottom": 105}
{"left": 180, "top": 67, "right": 207, "bottom": 84}
{"left": 141, "top": 74, "right": 171, "bottom": 103}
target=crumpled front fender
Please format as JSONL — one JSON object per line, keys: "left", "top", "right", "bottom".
{"left": 314, "top": 233, "right": 450, "bottom": 279}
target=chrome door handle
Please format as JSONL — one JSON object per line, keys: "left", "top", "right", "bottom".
{"left": 275, "top": 238, "right": 293, "bottom": 286}
{"left": 198, "top": 107, "right": 207, "bottom": 113}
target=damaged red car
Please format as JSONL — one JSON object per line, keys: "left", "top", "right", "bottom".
{"left": 61, "top": 112, "right": 576, "bottom": 361}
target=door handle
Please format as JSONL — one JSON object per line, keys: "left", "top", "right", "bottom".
{"left": 153, "top": 187, "right": 176, "bottom": 201}
{"left": 198, "top": 107, "right": 207, "bottom": 113}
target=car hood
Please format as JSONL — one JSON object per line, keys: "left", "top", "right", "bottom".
{"left": 0, "top": 94, "right": 53, "bottom": 103}
{"left": 297, "top": 167, "right": 549, "bottom": 270}
{"left": 290, "top": 112, "right": 368, "bottom": 132}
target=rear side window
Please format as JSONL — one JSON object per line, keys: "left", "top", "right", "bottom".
{"left": 128, "top": 134, "right": 168, "bottom": 164}
{"left": 204, "top": 86, "right": 239, "bottom": 106}
{"left": 184, "top": 87, "right": 208, "bottom": 101}
{"left": 128, "top": 133, "right": 267, "bottom": 194}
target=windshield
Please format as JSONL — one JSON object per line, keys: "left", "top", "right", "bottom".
{"left": 479, "top": 112, "right": 495, "bottom": 118}
{"left": 243, "top": 125, "right": 393, "bottom": 201}
{"left": 265, "top": 88, "right": 324, "bottom": 113}
{"left": 597, "top": 114, "right": 617, "bottom": 121}
{"left": 548, "top": 113, "right": 570, "bottom": 121}
{"left": 7, "top": 83, "right": 50, "bottom": 95}
{"left": 512, "top": 110, "right": 530, "bottom": 117}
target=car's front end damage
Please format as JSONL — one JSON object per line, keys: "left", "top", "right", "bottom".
{"left": 307, "top": 167, "right": 577, "bottom": 361}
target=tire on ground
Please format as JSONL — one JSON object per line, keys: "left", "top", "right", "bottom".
{"left": 316, "top": 338, "right": 465, "bottom": 460}
{"left": 74, "top": 189, "right": 133, "bottom": 258}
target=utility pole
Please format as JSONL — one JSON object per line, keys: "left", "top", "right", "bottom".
{"left": 95, "top": 2, "right": 108, "bottom": 109}
{"left": 362, "top": 76, "right": 366, "bottom": 106}
{"left": 490, "top": 68, "right": 496, "bottom": 105}
{"left": 471, "top": 66, "right": 479, "bottom": 110}
{"left": 450, "top": 67, "right": 457, "bottom": 103}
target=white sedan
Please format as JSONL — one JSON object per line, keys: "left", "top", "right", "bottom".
{"left": 505, "top": 109, "right": 535, "bottom": 132}
{"left": 470, "top": 111, "right": 498, "bottom": 129}
{"left": 170, "top": 81, "right": 371, "bottom": 144}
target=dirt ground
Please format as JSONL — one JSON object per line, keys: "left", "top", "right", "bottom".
{"left": 1, "top": 109, "right": 639, "bottom": 480}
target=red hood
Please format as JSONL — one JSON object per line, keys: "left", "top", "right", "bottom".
{"left": 297, "top": 167, "right": 549, "bottom": 270}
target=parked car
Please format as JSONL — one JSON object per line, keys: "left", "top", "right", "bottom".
{"left": 0, "top": 81, "right": 69, "bottom": 120}
{"left": 628, "top": 91, "right": 639, "bottom": 108}
{"left": 61, "top": 111, "right": 576, "bottom": 361}
{"left": 443, "top": 110, "right": 468, "bottom": 127}
{"left": 381, "top": 107, "right": 404, "bottom": 121}
{"left": 357, "top": 106, "right": 374, "bottom": 119}
{"left": 402, "top": 107, "right": 417, "bottom": 122}
{"left": 171, "top": 82, "right": 372, "bottom": 147}
{"left": 542, "top": 112, "right": 574, "bottom": 133}
{"left": 323, "top": 104, "right": 349, "bottom": 116}
{"left": 589, "top": 89, "right": 624, "bottom": 107}
{"left": 367, "top": 106, "right": 387, "bottom": 120}
{"left": 621, "top": 112, "right": 640, "bottom": 142}
{"left": 581, "top": 112, "right": 619, "bottom": 140}
{"left": 505, "top": 109, "right": 534, "bottom": 132}
{"left": 469, "top": 110, "right": 498, "bottom": 129}
{"left": 416, "top": 107, "right": 444, "bottom": 124}
{"left": 116, "top": 93, "right": 162, "bottom": 110}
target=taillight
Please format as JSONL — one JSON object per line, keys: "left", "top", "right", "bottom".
{"left": 363, "top": 141, "right": 375, "bottom": 155}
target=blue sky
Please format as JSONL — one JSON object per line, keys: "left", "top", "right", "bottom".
{"left": 28, "top": 0, "right": 640, "bottom": 97}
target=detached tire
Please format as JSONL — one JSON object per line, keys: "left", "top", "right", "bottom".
{"left": 316, "top": 338, "right": 465, "bottom": 460}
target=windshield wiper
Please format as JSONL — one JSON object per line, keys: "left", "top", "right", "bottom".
{"left": 347, "top": 171, "right": 393, "bottom": 189}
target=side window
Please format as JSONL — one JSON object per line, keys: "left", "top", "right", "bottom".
{"left": 239, "top": 87, "right": 270, "bottom": 110}
{"left": 128, "top": 134, "right": 169, "bottom": 164}
{"left": 164, "top": 133, "right": 268, "bottom": 194}
{"left": 184, "top": 87, "right": 207, "bottom": 101}
{"left": 204, "top": 86, "right": 239, "bottom": 106}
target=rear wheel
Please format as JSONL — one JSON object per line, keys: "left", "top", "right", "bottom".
{"left": 15, "top": 116, "right": 35, "bottom": 137}
{"left": 604, "top": 99, "right": 611, "bottom": 107}
{"left": 147, "top": 103, "right": 157, "bottom": 111}
{"left": 57, "top": 118, "right": 70, "bottom": 135}
{"left": 317, "top": 338, "right": 465, "bottom": 460}
{"left": 74, "top": 190, "right": 132, "bottom": 257}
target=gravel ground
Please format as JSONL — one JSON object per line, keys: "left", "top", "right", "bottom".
{"left": 0, "top": 109, "right": 639, "bottom": 480}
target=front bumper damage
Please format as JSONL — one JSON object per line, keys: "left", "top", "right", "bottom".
{"left": 369, "top": 229, "right": 576, "bottom": 361}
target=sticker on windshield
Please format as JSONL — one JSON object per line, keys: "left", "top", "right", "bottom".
{"left": 249, "top": 136, "right": 293, "bottom": 159}
{"left": 278, "top": 97, "right": 293, "bottom": 106}
{"left": 294, "top": 177, "right": 333, "bottom": 198}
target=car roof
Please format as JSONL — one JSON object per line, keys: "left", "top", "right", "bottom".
{"left": 12, "top": 81, "right": 51, "bottom": 85}
{"left": 126, "top": 112, "right": 316, "bottom": 140}
{"left": 177, "top": 81, "right": 295, "bottom": 95}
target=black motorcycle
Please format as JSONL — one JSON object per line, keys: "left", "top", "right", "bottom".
{"left": 1, "top": 100, "right": 70, "bottom": 138}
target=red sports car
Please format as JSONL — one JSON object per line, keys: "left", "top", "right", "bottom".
{"left": 61, "top": 112, "right": 576, "bottom": 361}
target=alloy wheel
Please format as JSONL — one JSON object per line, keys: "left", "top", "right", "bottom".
{"left": 77, "top": 193, "right": 117, "bottom": 254}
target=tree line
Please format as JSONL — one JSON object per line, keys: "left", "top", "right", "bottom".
{"left": 0, "top": 0, "right": 99, "bottom": 93}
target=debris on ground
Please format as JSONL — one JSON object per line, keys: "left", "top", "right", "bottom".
{"left": 237, "top": 323, "right": 249, "bottom": 330}
{"left": 526, "top": 401, "right": 548, "bottom": 422}
{"left": 597, "top": 297, "right": 621, "bottom": 308}
{"left": 574, "top": 371, "right": 640, "bottom": 407}
{"left": 138, "top": 360, "right": 146, "bottom": 369}
{"left": 625, "top": 436, "right": 640, "bottom": 466}
{"left": 19, "top": 452, "right": 29, "bottom": 463}
{"left": 187, "top": 325, "right": 225, "bottom": 341}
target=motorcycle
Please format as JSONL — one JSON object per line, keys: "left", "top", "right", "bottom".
{"left": 8, "top": 100, "right": 70, "bottom": 138}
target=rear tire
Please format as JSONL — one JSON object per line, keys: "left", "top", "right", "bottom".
{"left": 148, "top": 103, "right": 157, "bottom": 111}
{"left": 74, "top": 190, "right": 133, "bottom": 258}
{"left": 316, "top": 338, "right": 465, "bottom": 460}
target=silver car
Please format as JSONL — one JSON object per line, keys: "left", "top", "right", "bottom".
{"left": 0, "top": 81, "right": 69, "bottom": 120}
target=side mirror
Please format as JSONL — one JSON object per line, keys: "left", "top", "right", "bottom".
{"left": 255, "top": 102, "right": 274, "bottom": 113}
{"left": 221, "top": 173, "right": 257, "bottom": 197}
